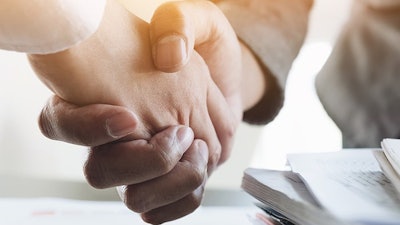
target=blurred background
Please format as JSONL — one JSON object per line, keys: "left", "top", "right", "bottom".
{"left": 0, "top": 0, "right": 351, "bottom": 196}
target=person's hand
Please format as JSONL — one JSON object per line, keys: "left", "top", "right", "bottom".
{"left": 28, "top": 0, "right": 235, "bottom": 172}
{"left": 150, "top": 0, "right": 243, "bottom": 166}
{"left": 39, "top": 96, "right": 208, "bottom": 224}
{"left": 29, "top": 0, "right": 236, "bottom": 223}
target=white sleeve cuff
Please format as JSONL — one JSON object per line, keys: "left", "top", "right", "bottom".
{"left": 0, "top": 0, "right": 107, "bottom": 54}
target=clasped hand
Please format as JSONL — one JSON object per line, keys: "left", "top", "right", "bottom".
{"left": 29, "top": 0, "right": 243, "bottom": 224}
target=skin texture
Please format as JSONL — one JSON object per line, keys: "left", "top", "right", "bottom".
{"left": 34, "top": 0, "right": 266, "bottom": 224}
{"left": 29, "top": 0, "right": 236, "bottom": 169}
{"left": 30, "top": 0, "right": 235, "bottom": 224}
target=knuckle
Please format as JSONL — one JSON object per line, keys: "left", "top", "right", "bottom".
{"left": 218, "top": 152, "right": 230, "bottom": 166}
{"left": 186, "top": 191, "right": 203, "bottom": 211}
{"left": 38, "top": 103, "right": 57, "bottom": 140}
{"left": 208, "top": 143, "right": 222, "bottom": 169}
{"left": 124, "top": 187, "right": 148, "bottom": 213}
{"left": 181, "top": 155, "right": 207, "bottom": 191}
{"left": 224, "top": 121, "right": 236, "bottom": 140}
{"left": 141, "top": 213, "right": 161, "bottom": 225}
{"left": 150, "top": 145, "right": 177, "bottom": 175}
{"left": 218, "top": 118, "right": 237, "bottom": 165}
{"left": 155, "top": 1, "right": 185, "bottom": 19}
{"left": 83, "top": 151, "right": 110, "bottom": 189}
{"left": 188, "top": 165, "right": 206, "bottom": 189}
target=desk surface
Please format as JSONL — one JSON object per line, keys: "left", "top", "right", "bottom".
{"left": 0, "top": 175, "right": 255, "bottom": 206}
{"left": 0, "top": 176, "right": 260, "bottom": 224}
{"left": 0, "top": 198, "right": 261, "bottom": 225}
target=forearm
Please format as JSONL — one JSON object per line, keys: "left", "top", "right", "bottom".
{"left": 0, "top": 0, "right": 106, "bottom": 54}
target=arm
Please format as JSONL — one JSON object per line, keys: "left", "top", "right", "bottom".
{"left": 28, "top": 0, "right": 234, "bottom": 158}
{"left": 29, "top": 1, "right": 236, "bottom": 223}
{"left": 0, "top": 0, "right": 106, "bottom": 54}
{"left": 213, "top": 0, "right": 314, "bottom": 124}
{"left": 146, "top": 0, "right": 313, "bottom": 177}
{"left": 150, "top": 0, "right": 314, "bottom": 125}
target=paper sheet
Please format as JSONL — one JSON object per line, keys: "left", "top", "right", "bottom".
{"left": 287, "top": 150, "right": 400, "bottom": 224}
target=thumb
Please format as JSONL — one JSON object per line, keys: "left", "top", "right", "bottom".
{"left": 150, "top": 1, "right": 241, "bottom": 96}
{"left": 150, "top": 0, "right": 242, "bottom": 122}
{"left": 39, "top": 95, "right": 139, "bottom": 146}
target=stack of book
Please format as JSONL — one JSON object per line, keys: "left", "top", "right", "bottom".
{"left": 242, "top": 139, "right": 400, "bottom": 225}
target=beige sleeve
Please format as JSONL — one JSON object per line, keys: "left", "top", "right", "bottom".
{"left": 365, "top": 0, "right": 400, "bottom": 9}
{"left": 0, "top": 0, "right": 106, "bottom": 54}
{"left": 213, "top": 0, "right": 313, "bottom": 124}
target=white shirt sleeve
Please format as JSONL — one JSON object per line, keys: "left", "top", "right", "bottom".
{"left": 0, "top": 0, "right": 106, "bottom": 54}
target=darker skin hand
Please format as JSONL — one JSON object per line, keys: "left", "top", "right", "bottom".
{"left": 39, "top": 96, "right": 208, "bottom": 224}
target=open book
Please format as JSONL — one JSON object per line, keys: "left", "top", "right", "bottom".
{"left": 242, "top": 148, "right": 400, "bottom": 225}
{"left": 375, "top": 138, "right": 400, "bottom": 195}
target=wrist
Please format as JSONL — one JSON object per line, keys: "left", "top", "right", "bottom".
{"left": 239, "top": 41, "right": 266, "bottom": 111}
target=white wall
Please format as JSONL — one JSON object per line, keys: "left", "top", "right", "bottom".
{"left": 251, "top": 0, "right": 352, "bottom": 169}
{"left": 0, "top": 51, "right": 86, "bottom": 180}
{"left": 0, "top": 0, "right": 353, "bottom": 191}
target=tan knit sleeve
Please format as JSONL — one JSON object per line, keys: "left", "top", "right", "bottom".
{"left": 213, "top": 0, "right": 313, "bottom": 124}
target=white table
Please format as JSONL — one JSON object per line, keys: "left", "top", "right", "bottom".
{"left": 0, "top": 176, "right": 261, "bottom": 225}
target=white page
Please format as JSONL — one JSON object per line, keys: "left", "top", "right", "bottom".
{"left": 382, "top": 139, "right": 400, "bottom": 176}
{"left": 242, "top": 168, "right": 349, "bottom": 225}
{"left": 374, "top": 150, "right": 400, "bottom": 195}
{"left": 287, "top": 150, "right": 400, "bottom": 225}
{"left": 0, "top": 198, "right": 260, "bottom": 225}
{"left": 244, "top": 168, "right": 319, "bottom": 206}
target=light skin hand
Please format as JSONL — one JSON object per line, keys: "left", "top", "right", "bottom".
{"left": 150, "top": 0, "right": 267, "bottom": 165}
{"left": 28, "top": 0, "right": 235, "bottom": 171}
{"left": 29, "top": 0, "right": 235, "bottom": 224}
{"left": 37, "top": 1, "right": 265, "bottom": 223}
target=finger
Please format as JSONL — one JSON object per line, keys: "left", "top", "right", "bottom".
{"left": 150, "top": 0, "right": 242, "bottom": 97}
{"left": 206, "top": 79, "right": 238, "bottom": 168}
{"left": 121, "top": 139, "right": 208, "bottom": 213}
{"left": 141, "top": 179, "right": 206, "bottom": 224}
{"left": 39, "top": 95, "right": 138, "bottom": 146}
{"left": 84, "top": 126, "right": 194, "bottom": 189}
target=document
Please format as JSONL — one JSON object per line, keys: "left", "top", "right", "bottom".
{"left": 378, "top": 138, "right": 400, "bottom": 194}
{"left": 242, "top": 148, "right": 400, "bottom": 225}
{"left": 287, "top": 150, "right": 400, "bottom": 224}
{"left": 242, "top": 168, "right": 349, "bottom": 225}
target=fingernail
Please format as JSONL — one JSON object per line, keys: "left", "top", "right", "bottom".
{"left": 106, "top": 112, "right": 137, "bottom": 138}
{"left": 154, "top": 35, "right": 187, "bottom": 70}
{"left": 176, "top": 126, "right": 193, "bottom": 144}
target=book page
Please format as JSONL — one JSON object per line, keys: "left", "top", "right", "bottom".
{"left": 243, "top": 168, "right": 319, "bottom": 207}
{"left": 382, "top": 138, "right": 400, "bottom": 177}
{"left": 287, "top": 150, "right": 400, "bottom": 225}
{"left": 242, "top": 168, "right": 348, "bottom": 225}
{"left": 374, "top": 150, "right": 400, "bottom": 195}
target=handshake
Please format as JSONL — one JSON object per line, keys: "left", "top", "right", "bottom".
{"left": 29, "top": 0, "right": 265, "bottom": 224}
